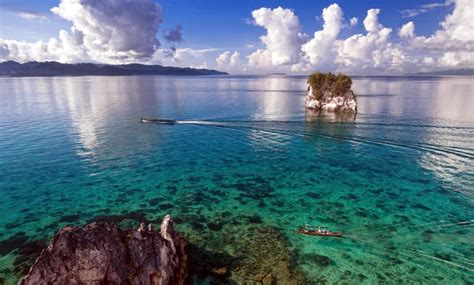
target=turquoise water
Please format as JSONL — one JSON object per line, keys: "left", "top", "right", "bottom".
{"left": 0, "top": 75, "right": 473, "bottom": 284}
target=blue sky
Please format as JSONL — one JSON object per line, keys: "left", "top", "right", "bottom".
{"left": 0, "top": 0, "right": 472, "bottom": 74}
{"left": 0, "top": 0, "right": 453, "bottom": 46}
{"left": 162, "top": 0, "right": 450, "bottom": 46}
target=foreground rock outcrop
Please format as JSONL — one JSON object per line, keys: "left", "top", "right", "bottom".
{"left": 304, "top": 72, "right": 357, "bottom": 113}
{"left": 20, "top": 215, "right": 187, "bottom": 285}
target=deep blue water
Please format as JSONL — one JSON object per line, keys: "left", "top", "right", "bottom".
{"left": 0, "top": 75, "right": 473, "bottom": 284}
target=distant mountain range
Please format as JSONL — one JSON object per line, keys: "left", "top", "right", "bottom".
{"left": 0, "top": 61, "right": 228, "bottom": 77}
{"left": 405, "top": 68, "right": 474, "bottom": 76}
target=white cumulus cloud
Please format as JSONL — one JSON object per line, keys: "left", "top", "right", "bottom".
{"left": 404, "top": 0, "right": 474, "bottom": 69}
{"left": 247, "top": 7, "right": 304, "bottom": 70}
{"left": 1, "top": 0, "right": 163, "bottom": 64}
{"left": 51, "top": 0, "right": 162, "bottom": 62}
{"left": 152, "top": 47, "right": 221, "bottom": 68}
{"left": 230, "top": 51, "right": 241, "bottom": 67}
{"left": 421, "top": 0, "right": 473, "bottom": 48}
{"left": 1, "top": 0, "right": 473, "bottom": 73}
{"left": 350, "top": 17, "right": 358, "bottom": 27}
{"left": 301, "top": 3, "right": 343, "bottom": 68}
{"left": 334, "top": 9, "right": 401, "bottom": 72}
{"left": 216, "top": 51, "right": 241, "bottom": 71}
{"left": 399, "top": 21, "right": 415, "bottom": 38}
{"left": 0, "top": 29, "right": 87, "bottom": 63}
{"left": 216, "top": 51, "right": 231, "bottom": 68}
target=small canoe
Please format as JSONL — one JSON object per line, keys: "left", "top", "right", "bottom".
{"left": 296, "top": 226, "right": 343, "bottom": 238}
{"left": 140, "top": 118, "right": 177, "bottom": 125}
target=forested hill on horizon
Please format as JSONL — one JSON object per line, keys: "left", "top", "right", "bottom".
{"left": 1, "top": 61, "right": 472, "bottom": 78}
{"left": 0, "top": 61, "right": 228, "bottom": 77}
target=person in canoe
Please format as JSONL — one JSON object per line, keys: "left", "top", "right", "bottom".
{"left": 296, "top": 225, "right": 343, "bottom": 237}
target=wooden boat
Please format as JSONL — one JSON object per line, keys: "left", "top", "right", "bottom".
{"left": 296, "top": 225, "right": 343, "bottom": 238}
{"left": 140, "top": 117, "right": 177, "bottom": 125}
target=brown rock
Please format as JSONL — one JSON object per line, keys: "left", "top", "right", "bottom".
{"left": 20, "top": 215, "right": 187, "bottom": 285}
{"left": 254, "top": 273, "right": 265, "bottom": 281}
{"left": 262, "top": 274, "right": 273, "bottom": 285}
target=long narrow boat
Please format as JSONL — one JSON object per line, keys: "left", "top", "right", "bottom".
{"left": 296, "top": 225, "right": 343, "bottom": 238}
{"left": 140, "top": 117, "right": 177, "bottom": 125}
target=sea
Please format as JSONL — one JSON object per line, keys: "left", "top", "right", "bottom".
{"left": 0, "top": 75, "right": 473, "bottom": 284}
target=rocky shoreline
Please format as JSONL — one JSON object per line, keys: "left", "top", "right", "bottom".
{"left": 20, "top": 215, "right": 187, "bottom": 284}
{"left": 16, "top": 214, "right": 308, "bottom": 284}
{"left": 305, "top": 86, "right": 357, "bottom": 113}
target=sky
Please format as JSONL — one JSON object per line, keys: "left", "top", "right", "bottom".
{"left": 0, "top": 0, "right": 472, "bottom": 74}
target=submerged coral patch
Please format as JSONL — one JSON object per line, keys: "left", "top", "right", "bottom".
{"left": 300, "top": 253, "right": 333, "bottom": 266}
{"left": 59, "top": 214, "right": 81, "bottom": 223}
{"left": 0, "top": 233, "right": 29, "bottom": 256}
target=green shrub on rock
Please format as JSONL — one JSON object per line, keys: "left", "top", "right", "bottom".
{"left": 307, "top": 72, "right": 353, "bottom": 100}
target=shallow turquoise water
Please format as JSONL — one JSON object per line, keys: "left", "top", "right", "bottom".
{"left": 0, "top": 75, "right": 473, "bottom": 283}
